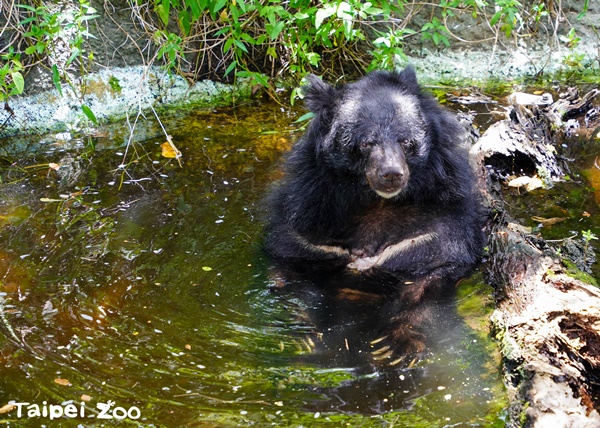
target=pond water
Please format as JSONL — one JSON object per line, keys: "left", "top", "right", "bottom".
{"left": 0, "top": 92, "right": 597, "bottom": 427}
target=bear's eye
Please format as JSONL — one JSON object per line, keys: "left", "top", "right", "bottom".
{"left": 360, "top": 140, "right": 373, "bottom": 149}
{"left": 400, "top": 139, "right": 417, "bottom": 154}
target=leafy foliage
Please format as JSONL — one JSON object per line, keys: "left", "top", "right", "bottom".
{"left": 0, "top": 48, "right": 25, "bottom": 103}
{"left": 2, "top": 0, "right": 98, "bottom": 120}
{"left": 0, "top": 0, "right": 592, "bottom": 109}
{"left": 135, "top": 0, "right": 591, "bottom": 91}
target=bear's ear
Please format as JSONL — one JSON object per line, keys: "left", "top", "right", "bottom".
{"left": 302, "top": 74, "right": 337, "bottom": 114}
{"left": 398, "top": 66, "right": 419, "bottom": 88}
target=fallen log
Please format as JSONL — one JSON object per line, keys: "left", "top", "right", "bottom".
{"left": 470, "top": 87, "right": 600, "bottom": 427}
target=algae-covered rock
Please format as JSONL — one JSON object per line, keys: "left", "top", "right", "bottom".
{"left": 0, "top": 66, "right": 251, "bottom": 138}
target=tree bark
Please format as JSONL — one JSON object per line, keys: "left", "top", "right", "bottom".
{"left": 470, "top": 88, "right": 600, "bottom": 427}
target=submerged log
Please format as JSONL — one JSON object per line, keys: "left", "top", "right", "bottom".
{"left": 470, "top": 88, "right": 600, "bottom": 427}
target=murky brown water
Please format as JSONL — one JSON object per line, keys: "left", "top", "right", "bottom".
{"left": 0, "top": 93, "right": 597, "bottom": 426}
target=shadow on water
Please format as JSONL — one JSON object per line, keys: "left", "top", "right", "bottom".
{"left": 7, "top": 91, "right": 599, "bottom": 425}
{"left": 251, "top": 268, "right": 499, "bottom": 416}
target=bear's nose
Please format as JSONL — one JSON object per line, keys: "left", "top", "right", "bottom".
{"left": 379, "top": 168, "right": 402, "bottom": 184}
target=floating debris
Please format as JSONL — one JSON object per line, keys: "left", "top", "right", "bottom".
{"left": 508, "top": 92, "right": 553, "bottom": 106}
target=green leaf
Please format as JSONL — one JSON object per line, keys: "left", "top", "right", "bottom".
{"left": 240, "top": 33, "right": 257, "bottom": 44}
{"left": 315, "top": 4, "right": 336, "bottom": 29}
{"left": 577, "top": 0, "right": 588, "bottom": 19}
{"left": 10, "top": 72, "right": 24, "bottom": 95}
{"left": 266, "top": 21, "right": 285, "bottom": 40}
{"left": 490, "top": 10, "right": 502, "bottom": 26}
{"left": 230, "top": 4, "right": 240, "bottom": 22}
{"left": 337, "top": 1, "right": 353, "bottom": 25}
{"left": 373, "top": 37, "right": 390, "bottom": 47}
{"left": 179, "top": 10, "right": 191, "bottom": 36}
{"left": 214, "top": 27, "right": 230, "bottom": 37}
{"left": 306, "top": 52, "right": 320, "bottom": 66}
{"left": 78, "top": 14, "right": 100, "bottom": 22}
{"left": 223, "top": 38, "right": 234, "bottom": 53}
{"left": 294, "top": 112, "right": 315, "bottom": 123}
{"left": 66, "top": 48, "right": 81, "bottom": 66}
{"left": 35, "top": 41, "right": 46, "bottom": 54}
{"left": 225, "top": 60, "right": 237, "bottom": 76}
{"left": 187, "top": 0, "right": 202, "bottom": 20}
{"left": 337, "top": 1, "right": 352, "bottom": 19}
{"left": 52, "top": 64, "right": 62, "bottom": 96}
{"left": 363, "top": 6, "right": 383, "bottom": 15}
{"left": 233, "top": 39, "right": 248, "bottom": 53}
{"left": 155, "top": 1, "right": 170, "bottom": 26}
{"left": 81, "top": 104, "right": 98, "bottom": 124}
{"left": 237, "top": 71, "right": 269, "bottom": 87}
{"left": 202, "top": 266, "right": 213, "bottom": 271}
{"left": 266, "top": 46, "right": 278, "bottom": 59}
{"left": 294, "top": 11, "right": 310, "bottom": 20}
{"left": 211, "top": 0, "right": 227, "bottom": 16}
{"left": 15, "top": 4, "right": 36, "bottom": 11}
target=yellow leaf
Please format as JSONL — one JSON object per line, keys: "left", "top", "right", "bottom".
{"left": 80, "top": 394, "right": 92, "bottom": 402}
{"left": 161, "top": 136, "right": 182, "bottom": 162}
{"left": 161, "top": 142, "right": 178, "bottom": 158}
{"left": 54, "top": 378, "right": 72, "bottom": 386}
{"left": 0, "top": 403, "right": 16, "bottom": 414}
{"left": 525, "top": 177, "right": 544, "bottom": 191}
{"left": 531, "top": 216, "right": 566, "bottom": 226}
{"left": 508, "top": 176, "right": 532, "bottom": 187}
{"left": 48, "top": 163, "right": 60, "bottom": 170}
{"left": 507, "top": 175, "right": 543, "bottom": 191}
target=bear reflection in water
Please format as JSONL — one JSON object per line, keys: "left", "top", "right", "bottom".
{"left": 264, "top": 67, "right": 486, "bottom": 366}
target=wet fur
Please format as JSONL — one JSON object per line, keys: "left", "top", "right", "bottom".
{"left": 265, "top": 68, "right": 484, "bottom": 279}
{"left": 264, "top": 68, "right": 485, "bottom": 359}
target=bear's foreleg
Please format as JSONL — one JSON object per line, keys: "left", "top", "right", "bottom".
{"left": 347, "top": 231, "right": 439, "bottom": 271}
{"left": 348, "top": 208, "right": 481, "bottom": 284}
{"left": 265, "top": 222, "right": 351, "bottom": 268}
{"left": 369, "top": 270, "right": 457, "bottom": 366}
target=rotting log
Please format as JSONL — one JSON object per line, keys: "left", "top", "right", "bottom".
{"left": 470, "top": 88, "right": 600, "bottom": 427}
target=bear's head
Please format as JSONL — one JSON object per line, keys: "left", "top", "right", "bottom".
{"left": 302, "top": 68, "right": 433, "bottom": 199}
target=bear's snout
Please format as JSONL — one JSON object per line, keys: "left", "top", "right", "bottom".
{"left": 379, "top": 167, "right": 403, "bottom": 184}
{"left": 366, "top": 143, "right": 409, "bottom": 199}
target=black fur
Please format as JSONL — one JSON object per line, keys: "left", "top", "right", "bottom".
{"left": 265, "top": 68, "right": 484, "bottom": 275}
{"left": 264, "top": 68, "right": 485, "bottom": 359}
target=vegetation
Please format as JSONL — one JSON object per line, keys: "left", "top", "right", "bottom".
{"left": 0, "top": 0, "right": 593, "bottom": 111}
{"left": 132, "top": 0, "right": 592, "bottom": 87}
{"left": 1, "top": 0, "right": 99, "bottom": 124}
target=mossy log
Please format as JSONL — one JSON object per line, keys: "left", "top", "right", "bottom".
{"left": 470, "top": 88, "right": 600, "bottom": 427}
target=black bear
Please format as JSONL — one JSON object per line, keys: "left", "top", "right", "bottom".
{"left": 264, "top": 67, "right": 485, "bottom": 362}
